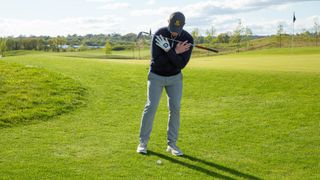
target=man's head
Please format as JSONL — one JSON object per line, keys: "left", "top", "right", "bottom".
{"left": 168, "top": 12, "right": 185, "bottom": 37}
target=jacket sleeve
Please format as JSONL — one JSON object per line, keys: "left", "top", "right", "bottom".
{"left": 151, "top": 36, "right": 172, "bottom": 65}
{"left": 152, "top": 31, "right": 194, "bottom": 70}
{"left": 166, "top": 42, "right": 193, "bottom": 69}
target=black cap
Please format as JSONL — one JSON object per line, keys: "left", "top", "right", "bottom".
{"left": 168, "top": 12, "right": 185, "bottom": 34}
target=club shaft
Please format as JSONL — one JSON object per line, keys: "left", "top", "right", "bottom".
{"left": 141, "top": 31, "right": 191, "bottom": 45}
{"left": 140, "top": 31, "right": 218, "bottom": 53}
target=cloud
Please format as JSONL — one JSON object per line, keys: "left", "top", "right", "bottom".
{"left": 85, "top": 0, "right": 113, "bottom": 3}
{"left": 147, "top": 0, "right": 156, "bottom": 5}
{"left": 0, "top": 16, "right": 125, "bottom": 37}
{"left": 85, "top": 0, "right": 129, "bottom": 10}
{"left": 178, "top": 0, "right": 319, "bottom": 35}
{"left": 295, "top": 15, "right": 320, "bottom": 32}
{"left": 131, "top": 7, "right": 178, "bottom": 16}
{"left": 1, "top": 0, "right": 318, "bottom": 36}
{"left": 98, "top": 2, "right": 129, "bottom": 10}
{"left": 183, "top": 0, "right": 317, "bottom": 17}
{"left": 183, "top": 11, "right": 320, "bottom": 36}
{"left": 131, "top": 0, "right": 317, "bottom": 18}
{"left": 268, "top": 4, "right": 291, "bottom": 11}
{"left": 129, "top": 0, "right": 317, "bottom": 34}
{"left": 200, "top": 14, "right": 320, "bottom": 36}
{"left": 129, "top": 0, "right": 319, "bottom": 36}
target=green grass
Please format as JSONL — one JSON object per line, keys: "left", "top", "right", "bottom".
{"left": 57, "top": 48, "right": 151, "bottom": 59}
{"left": 4, "top": 50, "right": 43, "bottom": 57}
{"left": 189, "top": 47, "right": 320, "bottom": 73}
{"left": 0, "top": 47, "right": 319, "bottom": 179}
{"left": 57, "top": 47, "right": 221, "bottom": 59}
{"left": 238, "top": 47, "right": 320, "bottom": 55}
{"left": 221, "top": 35, "right": 318, "bottom": 52}
{"left": 0, "top": 61, "right": 86, "bottom": 127}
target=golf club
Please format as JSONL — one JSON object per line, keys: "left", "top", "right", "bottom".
{"left": 137, "top": 31, "right": 219, "bottom": 53}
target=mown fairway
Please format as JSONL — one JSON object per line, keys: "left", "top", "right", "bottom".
{"left": 0, "top": 47, "right": 319, "bottom": 179}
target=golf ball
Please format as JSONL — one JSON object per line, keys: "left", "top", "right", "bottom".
{"left": 156, "top": 160, "right": 162, "bottom": 165}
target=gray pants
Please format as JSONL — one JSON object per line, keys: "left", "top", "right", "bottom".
{"left": 139, "top": 72, "right": 183, "bottom": 146}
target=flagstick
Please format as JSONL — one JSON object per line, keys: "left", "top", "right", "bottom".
{"left": 292, "top": 20, "right": 294, "bottom": 50}
{"left": 292, "top": 12, "right": 295, "bottom": 52}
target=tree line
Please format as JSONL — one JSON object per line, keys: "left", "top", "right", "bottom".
{"left": 0, "top": 18, "right": 319, "bottom": 56}
{"left": 0, "top": 33, "right": 137, "bottom": 52}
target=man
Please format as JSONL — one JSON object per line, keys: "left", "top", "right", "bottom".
{"left": 137, "top": 12, "right": 194, "bottom": 156}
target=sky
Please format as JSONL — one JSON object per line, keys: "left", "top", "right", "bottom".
{"left": 0, "top": 0, "right": 319, "bottom": 37}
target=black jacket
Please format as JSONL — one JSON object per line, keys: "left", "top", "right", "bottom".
{"left": 150, "top": 27, "right": 194, "bottom": 76}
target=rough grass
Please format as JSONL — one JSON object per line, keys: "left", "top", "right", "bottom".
{"left": 0, "top": 47, "right": 319, "bottom": 179}
{"left": 0, "top": 61, "right": 87, "bottom": 127}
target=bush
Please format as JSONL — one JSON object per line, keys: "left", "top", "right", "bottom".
{"left": 112, "top": 45, "right": 126, "bottom": 51}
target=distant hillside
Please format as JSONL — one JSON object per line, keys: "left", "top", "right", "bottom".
{"left": 2, "top": 33, "right": 318, "bottom": 59}
{"left": 192, "top": 34, "right": 319, "bottom": 57}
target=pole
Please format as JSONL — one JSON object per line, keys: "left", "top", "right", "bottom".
{"left": 292, "top": 21, "right": 294, "bottom": 49}
{"left": 292, "top": 12, "right": 296, "bottom": 50}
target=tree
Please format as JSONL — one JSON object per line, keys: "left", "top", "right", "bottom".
{"left": 217, "top": 33, "right": 230, "bottom": 43}
{"left": 5, "top": 38, "right": 16, "bottom": 51}
{"left": 300, "top": 29, "right": 312, "bottom": 42}
{"left": 205, "top": 26, "right": 216, "bottom": 44}
{"left": 244, "top": 26, "right": 253, "bottom": 50}
{"left": 56, "top": 36, "right": 67, "bottom": 51}
{"left": 191, "top": 28, "right": 200, "bottom": 44}
{"left": 0, "top": 38, "right": 7, "bottom": 57}
{"left": 314, "top": 17, "right": 320, "bottom": 46}
{"left": 104, "top": 39, "right": 112, "bottom": 55}
{"left": 122, "top": 33, "right": 137, "bottom": 42}
{"left": 136, "top": 39, "right": 144, "bottom": 59}
{"left": 231, "top": 20, "right": 243, "bottom": 52}
{"left": 277, "top": 22, "right": 284, "bottom": 48}
{"left": 79, "top": 44, "right": 88, "bottom": 51}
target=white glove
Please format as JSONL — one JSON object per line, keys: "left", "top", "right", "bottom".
{"left": 155, "top": 35, "right": 171, "bottom": 52}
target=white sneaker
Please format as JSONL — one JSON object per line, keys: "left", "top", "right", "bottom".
{"left": 137, "top": 143, "right": 147, "bottom": 154}
{"left": 166, "top": 145, "right": 183, "bottom": 156}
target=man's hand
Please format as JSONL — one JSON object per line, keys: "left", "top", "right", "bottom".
{"left": 155, "top": 35, "right": 171, "bottom": 52}
{"left": 175, "top": 41, "right": 191, "bottom": 54}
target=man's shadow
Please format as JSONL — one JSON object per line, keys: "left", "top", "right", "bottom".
{"left": 147, "top": 150, "right": 262, "bottom": 180}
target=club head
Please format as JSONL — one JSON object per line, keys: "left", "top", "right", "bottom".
{"left": 136, "top": 32, "right": 143, "bottom": 41}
